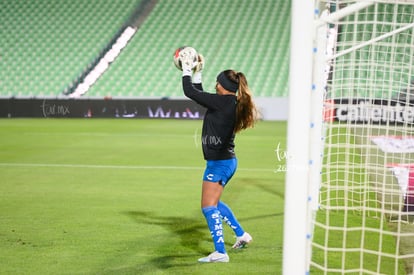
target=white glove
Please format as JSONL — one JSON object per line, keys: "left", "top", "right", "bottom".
{"left": 192, "top": 54, "right": 204, "bottom": 84}
{"left": 180, "top": 47, "right": 198, "bottom": 77}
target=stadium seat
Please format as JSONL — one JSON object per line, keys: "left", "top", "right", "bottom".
{"left": 1, "top": 0, "right": 291, "bottom": 98}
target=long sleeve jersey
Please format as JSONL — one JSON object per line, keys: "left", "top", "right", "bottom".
{"left": 182, "top": 75, "right": 237, "bottom": 160}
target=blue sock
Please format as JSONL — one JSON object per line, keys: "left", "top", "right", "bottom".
{"left": 217, "top": 201, "right": 245, "bottom": 237}
{"left": 202, "top": 206, "right": 226, "bottom": 254}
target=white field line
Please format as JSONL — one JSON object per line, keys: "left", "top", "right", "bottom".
{"left": 0, "top": 162, "right": 274, "bottom": 172}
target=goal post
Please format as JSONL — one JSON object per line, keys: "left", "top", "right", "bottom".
{"left": 282, "top": 0, "right": 314, "bottom": 273}
{"left": 284, "top": 0, "right": 414, "bottom": 274}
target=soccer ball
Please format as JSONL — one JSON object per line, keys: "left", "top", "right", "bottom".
{"left": 173, "top": 46, "right": 198, "bottom": 71}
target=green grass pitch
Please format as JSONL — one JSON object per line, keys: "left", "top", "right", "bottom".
{"left": 0, "top": 119, "right": 285, "bottom": 274}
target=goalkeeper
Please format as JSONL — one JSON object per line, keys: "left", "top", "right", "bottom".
{"left": 179, "top": 49, "right": 257, "bottom": 263}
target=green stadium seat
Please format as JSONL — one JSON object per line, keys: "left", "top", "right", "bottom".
{"left": 1, "top": 0, "right": 291, "bottom": 98}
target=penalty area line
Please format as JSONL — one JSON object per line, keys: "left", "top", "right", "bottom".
{"left": 0, "top": 163, "right": 274, "bottom": 172}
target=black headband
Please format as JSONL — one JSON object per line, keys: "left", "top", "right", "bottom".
{"left": 217, "top": 71, "right": 238, "bottom": 93}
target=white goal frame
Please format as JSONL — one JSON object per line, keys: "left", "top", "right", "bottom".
{"left": 284, "top": 0, "right": 414, "bottom": 274}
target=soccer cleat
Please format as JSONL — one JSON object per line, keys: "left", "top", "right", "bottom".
{"left": 232, "top": 232, "right": 253, "bottom": 249}
{"left": 198, "top": 251, "right": 229, "bottom": 263}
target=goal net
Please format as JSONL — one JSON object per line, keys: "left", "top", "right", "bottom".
{"left": 309, "top": 1, "right": 414, "bottom": 274}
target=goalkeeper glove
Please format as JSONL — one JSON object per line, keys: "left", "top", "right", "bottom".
{"left": 180, "top": 48, "right": 197, "bottom": 77}
{"left": 192, "top": 54, "right": 204, "bottom": 84}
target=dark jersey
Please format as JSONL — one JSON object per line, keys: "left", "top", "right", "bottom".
{"left": 182, "top": 75, "right": 237, "bottom": 160}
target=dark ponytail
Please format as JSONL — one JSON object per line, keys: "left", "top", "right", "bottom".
{"left": 223, "top": 70, "right": 257, "bottom": 133}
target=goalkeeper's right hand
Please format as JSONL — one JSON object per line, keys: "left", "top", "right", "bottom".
{"left": 180, "top": 48, "right": 198, "bottom": 77}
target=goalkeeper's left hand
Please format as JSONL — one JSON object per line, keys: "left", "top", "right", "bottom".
{"left": 192, "top": 54, "right": 204, "bottom": 84}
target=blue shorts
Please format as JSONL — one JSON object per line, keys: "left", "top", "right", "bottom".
{"left": 203, "top": 158, "right": 237, "bottom": 186}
